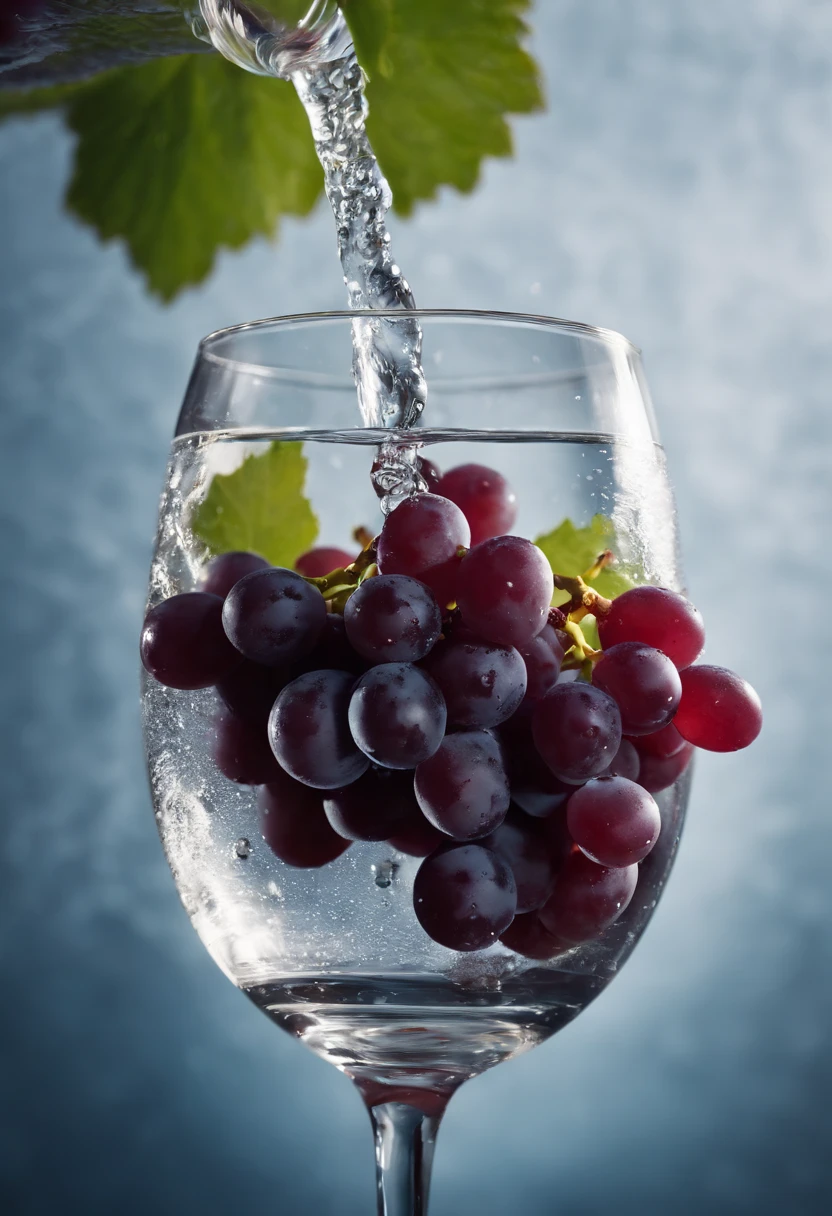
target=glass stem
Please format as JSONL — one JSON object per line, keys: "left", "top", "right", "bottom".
{"left": 369, "top": 1102, "right": 444, "bottom": 1216}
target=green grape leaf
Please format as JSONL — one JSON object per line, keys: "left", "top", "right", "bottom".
{"left": 1, "top": 0, "right": 542, "bottom": 296}
{"left": 0, "top": 82, "right": 89, "bottom": 119}
{"left": 61, "top": 54, "right": 323, "bottom": 300}
{"left": 534, "top": 515, "right": 636, "bottom": 606}
{"left": 345, "top": 0, "right": 544, "bottom": 214}
{"left": 341, "top": 0, "right": 394, "bottom": 77}
{"left": 191, "top": 441, "right": 319, "bottom": 567}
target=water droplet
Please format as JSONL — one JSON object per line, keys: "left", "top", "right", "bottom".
{"left": 372, "top": 859, "right": 397, "bottom": 888}
{"left": 235, "top": 838, "right": 251, "bottom": 860}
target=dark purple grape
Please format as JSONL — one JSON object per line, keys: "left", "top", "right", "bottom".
{"left": 222, "top": 567, "right": 327, "bottom": 666}
{"left": 387, "top": 806, "right": 446, "bottom": 857}
{"left": 636, "top": 741, "right": 694, "bottom": 793}
{"left": 499, "top": 911, "right": 566, "bottom": 960}
{"left": 295, "top": 547, "right": 355, "bottom": 577}
{"left": 597, "top": 585, "right": 705, "bottom": 669}
{"left": 532, "top": 682, "right": 622, "bottom": 783}
{"left": 482, "top": 807, "right": 559, "bottom": 912}
{"left": 498, "top": 709, "right": 576, "bottom": 818}
{"left": 541, "top": 808, "right": 573, "bottom": 869}
{"left": 323, "top": 768, "right": 417, "bottom": 842}
{"left": 567, "top": 775, "right": 661, "bottom": 867}
{"left": 674, "top": 665, "right": 762, "bottom": 751}
{"left": 268, "top": 670, "right": 369, "bottom": 789}
{"left": 348, "top": 663, "right": 446, "bottom": 770}
{"left": 435, "top": 463, "right": 518, "bottom": 546}
{"left": 628, "top": 721, "right": 685, "bottom": 759}
{"left": 141, "top": 592, "right": 239, "bottom": 690}
{"left": 413, "top": 843, "right": 517, "bottom": 951}
{"left": 517, "top": 622, "right": 567, "bottom": 701}
{"left": 201, "top": 550, "right": 269, "bottom": 598}
{"left": 344, "top": 574, "right": 441, "bottom": 663}
{"left": 377, "top": 493, "right": 470, "bottom": 607}
{"left": 601, "top": 738, "right": 641, "bottom": 781}
{"left": 456, "top": 536, "right": 554, "bottom": 648}
{"left": 293, "top": 613, "right": 368, "bottom": 677}
{"left": 414, "top": 730, "right": 510, "bottom": 840}
{"left": 211, "top": 710, "right": 283, "bottom": 785}
{"left": 592, "top": 641, "right": 682, "bottom": 736}
{"left": 215, "top": 657, "right": 290, "bottom": 725}
{"left": 422, "top": 636, "right": 527, "bottom": 729}
{"left": 258, "top": 773, "right": 350, "bottom": 867}
{"left": 539, "top": 851, "right": 638, "bottom": 946}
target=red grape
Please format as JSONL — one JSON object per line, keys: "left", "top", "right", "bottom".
{"left": 456, "top": 536, "right": 554, "bottom": 648}
{"left": 323, "top": 768, "right": 417, "bottom": 842}
{"left": 348, "top": 663, "right": 447, "bottom": 769}
{"left": 141, "top": 592, "right": 239, "bottom": 690}
{"left": 377, "top": 493, "right": 470, "bottom": 607}
{"left": 674, "top": 665, "right": 762, "bottom": 751}
{"left": 539, "top": 851, "right": 638, "bottom": 945}
{"left": 532, "top": 682, "right": 622, "bottom": 783}
{"left": 258, "top": 773, "right": 350, "bottom": 867}
{"left": 222, "top": 568, "right": 327, "bottom": 666}
{"left": 435, "top": 463, "right": 518, "bottom": 545}
{"left": 499, "top": 911, "right": 566, "bottom": 960}
{"left": 211, "top": 710, "right": 283, "bottom": 785}
{"left": 629, "top": 721, "right": 685, "bottom": 759}
{"left": 567, "top": 775, "right": 661, "bottom": 866}
{"left": 413, "top": 843, "right": 517, "bottom": 951}
{"left": 268, "top": 669, "right": 369, "bottom": 789}
{"left": 419, "top": 457, "right": 442, "bottom": 491}
{"left": 201, "top": 550, "right": 269, "bottom": 598}
{"left": 601, "top": 738, "right": 641, "bottom": 781}
{"left": 592, "top": 642, "right": 681, "bottom": 736}
{"left": 597, "top": 586, "right": 705, "bottom": 669}
{"left": 636, "top": 741, "right": 694, "bottom": 793}
{"left": 517, "top": 622, "right": 567, "bottom": 701}
{"left": 295, "top": 546, "right": 355, "bottom": 577}
{"left": 344, "top": 574, "right": 441, "bottom": 663}
{"left": 482, "top": 807, "right": 559, "bottom": 912}
{"left": 415, "top": 730, "right": 510, "bottom": 840}
{"left": 422, "top": 635, "right": 527, "bottom": 729}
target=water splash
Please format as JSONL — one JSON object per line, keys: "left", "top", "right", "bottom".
{"left": 197, "top": 0, "right": 427, "bottom": 507}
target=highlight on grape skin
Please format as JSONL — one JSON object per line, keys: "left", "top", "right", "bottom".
{"left": 140, "top": 457, "right": 762, "bottom": 957}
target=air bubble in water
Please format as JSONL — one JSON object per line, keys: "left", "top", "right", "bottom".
{"left": 235, "top": 838, "right": 252, "bottom": 859}
{"left": 372, "top": 859, "right": 397, "bottom": 888}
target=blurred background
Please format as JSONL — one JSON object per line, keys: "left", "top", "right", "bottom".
{"left": 1, "top": 1, "right": 830, "bottom": 1212}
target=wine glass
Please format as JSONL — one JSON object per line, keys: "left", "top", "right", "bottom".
{"left": 142, "top": 310, "right": 691, "bottom": 1215}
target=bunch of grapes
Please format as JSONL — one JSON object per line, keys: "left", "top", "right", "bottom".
{"left": 141, "top": 461, "right": 762, "bottom": 958}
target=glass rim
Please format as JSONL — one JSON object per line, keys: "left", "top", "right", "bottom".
{"left": 196, "top": 308, "right": 641, "bottom": 375}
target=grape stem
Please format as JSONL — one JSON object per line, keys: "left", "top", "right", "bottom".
{"left": 552, "top": 569, "right": 612, "bottom": 622}
{"left": 556, "top": 552, "right": 618, "bottom": 671}
{"left": 561, "top": 618, "right": 601, "bottom": 664}
{"left": 302, "top": 533, "right": 380, "bottom": 611}
{"left": 353, "top": 525, "right": 375, "bottom": 549}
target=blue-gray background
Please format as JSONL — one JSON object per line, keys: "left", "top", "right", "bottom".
{"left": 1, "top": 1, "right": 830, "bottom": 1212}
